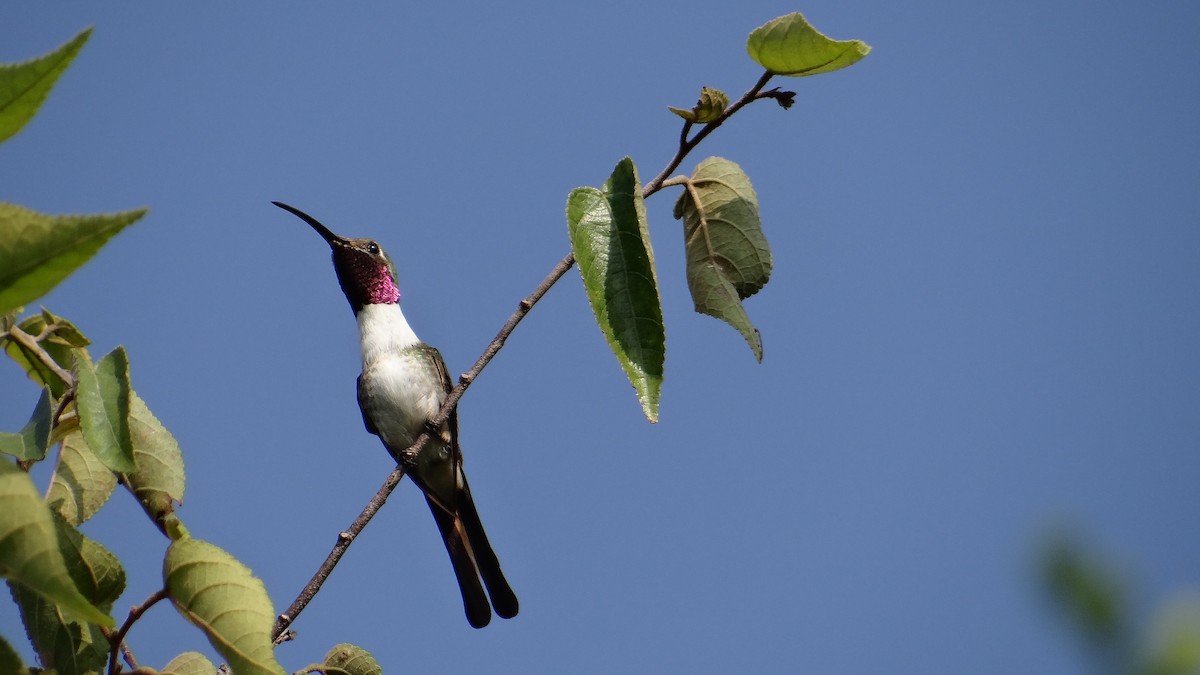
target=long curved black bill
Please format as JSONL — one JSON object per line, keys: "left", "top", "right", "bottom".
{"left": 272, "top": 201, "right": 346, "bottom": 246}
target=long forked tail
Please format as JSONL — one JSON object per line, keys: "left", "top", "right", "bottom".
{"left": 457, "top": 481, "right": 519, "bottom": 619}
{"left": 426, "top": 487, "right": 519, "bottom": 628}
{"left": 427, "top": 497, "right": 492, "bottom": 628}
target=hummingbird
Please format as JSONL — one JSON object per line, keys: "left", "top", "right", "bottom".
{"left": 273, "top": 201, "right": 518, "bottom": 628}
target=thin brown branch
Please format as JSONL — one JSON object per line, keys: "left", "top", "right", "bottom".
{"left": 273, "top": 67, "right": 781, "bottom": 643}
{"left": 272, "top": 465, "right": 405, "bottom": 643}
{"left": 107, "top": 587, "right": 168, "bottom": 675}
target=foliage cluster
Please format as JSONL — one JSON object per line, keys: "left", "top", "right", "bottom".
{"left": 0, "top": 12, "right": 869, "bottom": 674}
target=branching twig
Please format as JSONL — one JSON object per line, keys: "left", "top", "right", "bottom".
{"left": 4, "top": 325, "right": 74, "bottom": 386}
{"left": 272, "top": 68, "right": 787, "bottom": 642}
{"left": 642, "top": 70, "right": 775, "bottom": 198}
{"left": 106, "top": 587, "right": 168, "bottom": 675}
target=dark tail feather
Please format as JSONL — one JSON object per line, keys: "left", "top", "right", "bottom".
{"left": 426, "top": 497, "right": 492, "bottom": 629}
{"left": 458, "top": 482, "right": 519, "bottom": 619}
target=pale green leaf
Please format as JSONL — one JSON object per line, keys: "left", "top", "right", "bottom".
{"left": 0, "top": 202, "right": 147, "bottom": 316}
{"left": 324, "top": 643, "right": 383, "bottom": 675}
{"left": 747, "top": 12, "right": 871, "bottom": 76}
{"left": 668, "top": 86, "right": 729, "bottom": 124}
{"left": 164, "top": 537, "right": 285, "bottom": 675}
{"left": 0, "top": 28, "right": 91, "bottom": 143}
{"left": 0, "top": 388, "right": 53, "bottom": 461}
{"left": 47, "top": 428, "right": 118, "bottom": 525}
{"left": 74, "top": 347, "right": 135, "bottom": 473}
{"left": 121, "top": 391, "right": 186, "bottom": 532}
{"left": 673, "top": 157, "right": 772, "bottom": 361}
{"left": 567, "top": 157, "right": 665, "bottom": 422}
{"left": 162, "top": 651, "right": 217, "bottom": 675}
{"left": 0, "top": 458, "right": 113, "bottom": 628}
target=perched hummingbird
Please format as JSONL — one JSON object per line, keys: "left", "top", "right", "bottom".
{"left": 273, "top": 201, "right": 518, "bottom": 628}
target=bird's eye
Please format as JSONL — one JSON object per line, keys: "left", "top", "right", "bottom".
{"left": 367, "top": 242, "right": 380, "bottom": 255}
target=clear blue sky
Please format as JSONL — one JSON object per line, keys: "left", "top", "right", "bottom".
{"left": 3, "top": 2, "right": 1199, "bottom": 673}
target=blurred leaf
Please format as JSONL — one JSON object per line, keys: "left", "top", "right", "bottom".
{"left": 162, "top": 651, "right": 217, "bottom": 675}
{"left": 0, "top": 387, "right": 53, "bottom": 461}
{"left": 668, "top": 86, "right": 729, "bottom": 123}
{"left": 51, "top": 512, "right": 125, "bottom": 612}
{"left": 1139, "top": 596, "right": 1200, "bottom": 675}
{"left": 8, "top": 581, "right": 109, "bottom": 675}
{"left": 121, "top": 391, "right": 186, "bottom": 533}
{"left": 0, "top": 28, "right": 91, "bottom": 143}
{"left": 47, "top": 428, "right": 117, "bottom": 525}
{"left": 324, "top": 643, "right": 382, "bottom": 675}
{"left": 746, "top": 12, "right": 871, "bottom": 76}
{"left": 2, "top": 312, "right": 84, "bottom": 398}
{"left": 74, "top": 347, "right": 136, "bottom": 473}
{"left": 1041, "top": 536, "right": 1126, "bottom": 647}
{"left": 0, "top": 202, "right": 147, "bottom": 316}
{"left": 0, "top": 457, "right": 113, "bottom": 627}
{"left": 0, "top": 633, "right": 28, "bottom": 675}
{"left": 567, "top": 157, "right": 665, "bottom": 422}
{"left": 673, "top": 157, "right": 772, "bottom": 361}
{"left": 164, "top": 537, "right": 285, "bottom": 675}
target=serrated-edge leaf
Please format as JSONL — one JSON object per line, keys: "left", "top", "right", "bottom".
{"left": 51, "top": 513, "right": 125, "bottom": 612}
{"left": 567, "top": 157, "right": 665, "bottom": 422}
{"left": 74, "top": 347, "right": 135, "bottom": 473}
{"left": 674, "top": 157, "right": 772, "bottom": 361}
{"left": 0, "top": 458, "right": 113, "bottom": 627}
{"left": 0, "top": 28, "right": 91, "bottom": 143}
{"left": 0, "top": 202, "right": 148, "bottom": 316}
{"left": 0, "top": 633, "right": 27, "bottom": 675}
{"left": 0, "top": 387, "right": 52, "bottom": 461}
{"left": 121, "top": 391, "right": 186, "bottom": 531}
{"left": 8, "top": 580, "right": 109, "bottom": 675}
{"left": 164, "top": 537, "right": 285, "bottom": 675}
{"left": 162, "top": 651, "right": 217, "bottom": 675}
{"left": 746, "top": 12, "right": 871, "bottom": 77}
{"left": 47, "top": 428, "right": 117, "bottom": 525}
{"left": 324, "top": 643, "right": 383, "bottom": 675}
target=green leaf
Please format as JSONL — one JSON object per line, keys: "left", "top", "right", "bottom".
{"left": 8, "top": 581, "right": 109, "bottom": 675}
{"left": 47, "top": 428, "right": 118, "bottom": 525}
{"left": 0, "top": 457, "right": 113, "bottom": 627}
{"left": 164, "top": 537, "right": 286, "bottom": 675}
{"left": 673, "top": 157, "right": 772, "bottom": 361}
{"left": 0, "top": 388, "right": 53, "bottom": 461}
{"left": 324, "top": 643, "right": 383, "bottom": 675}
{"left": 746, "top": 12, "right": 871, "bottom": 77}
{"left": 0, "top": 28, "right": 91, "bottom": 144}
{"left": 50, "top": 512, "right": 125, "bottom": 613}
{"left": 567, "top": 157, "right": 665, "bottom": 422}
{"left": 1041, "top": 536, "right": 1125, "bottom": 645}
{"left": 0, "top": 202, "right": 147, "bottom": 316}
{"left": 2, "top": 312, "right": 85, "bottom": 398}
{"left": 0, "top": 633, "right": 28, "bottom": 675}
{"left": 667, "top": 86, "right": 730, "bottom": 124}
{"left": 121, "top": 391, "right": 186, "bottom": 533}
{"left": 162, "top": 651, "right": 217, "bottom": 675}
{"left": 74, "top": 347, "right": 136, "bottom": 473}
